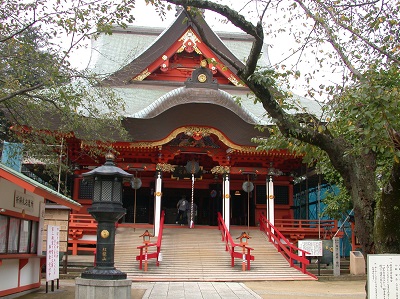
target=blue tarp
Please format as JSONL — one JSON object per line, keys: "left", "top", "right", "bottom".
{"left": 1, "top": 142, "right": 23, "bottom": 172}
{"left": 294, "top": 184, "right": 353, "bottom": 257}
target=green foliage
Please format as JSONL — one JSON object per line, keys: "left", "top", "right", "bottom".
{"left": 0, "top": 0, "right": 140, "bottom": 194}
{"left": 330, "top": 64, "right": 400, "bottom": 183}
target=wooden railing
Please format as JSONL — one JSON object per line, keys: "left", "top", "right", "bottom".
{"left": 274, "top": 218, "right": 341, "bottom": 240}
{"left": 136, "top": 210, "right": 165, "bottom": 270}
{"left": 217, "top": 212, "right": 254, "bottom": 270}
{"left": 259, "top": 214, "right": 317, "bottom": 279}
{"left": 68, "top": 214, "right": 97, "bottom": 255}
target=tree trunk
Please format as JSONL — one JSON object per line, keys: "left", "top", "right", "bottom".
{"left": 374, "top": 162, "right": 400, "bottom": 253}
{"left": 331, "top": 153, "right": 377, "bottom": 255}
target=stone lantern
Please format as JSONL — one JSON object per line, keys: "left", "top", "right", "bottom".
{"left": 81, "top": 152, "right": 132, "bottom": 280}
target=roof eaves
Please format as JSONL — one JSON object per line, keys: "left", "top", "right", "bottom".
{"left": 0, "top": 163, "right": 82, "bottom": 211}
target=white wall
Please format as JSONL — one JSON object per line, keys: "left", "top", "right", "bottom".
{"left": 20, "top": 258, "right": 41, "bottom": 286}
{"left": 0, "top": 178, "right": 42, "bottom": 217}
{"left": 0, "top": 259, "right": 19, "bottom": 291}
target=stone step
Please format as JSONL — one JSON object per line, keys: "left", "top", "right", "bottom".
{"left": 114, "top": 226, "right": 315, "bottom": 281}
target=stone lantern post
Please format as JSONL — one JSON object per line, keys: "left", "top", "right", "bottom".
{"left": 79, "top": 153, "right": 132, "bottom": 281}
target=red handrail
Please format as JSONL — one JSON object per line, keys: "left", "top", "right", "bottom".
{"left": 217, "top": 212, "right": 254, "bottom": 270}
{"left": 259, "top": 214, "right": 317, "bottom": 279}
{"left": 136, "top": 210, "right": 165, "bottom": 270}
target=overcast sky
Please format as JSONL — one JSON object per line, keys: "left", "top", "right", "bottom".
{"left": 69, "top": 1, "right": 251, "bottom": 69}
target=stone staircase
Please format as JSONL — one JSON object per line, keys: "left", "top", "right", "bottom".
{"left": 114, "top": 226, "right": 315, "bottom": 281}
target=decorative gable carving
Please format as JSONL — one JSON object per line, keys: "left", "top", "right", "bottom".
{"left": 177, "top": 29, "right": 202, "bottom": 54}
{"left": 107, "top": 10, "right": 247, "bottom": 87}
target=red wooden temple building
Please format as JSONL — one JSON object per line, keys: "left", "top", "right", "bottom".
{"left": 62, "top": 8, "right": 344, "bottom": 251}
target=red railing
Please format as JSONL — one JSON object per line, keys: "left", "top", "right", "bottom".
{"left": 274, "top": 218, "right": 341, "bottom": 240}
{"left": 259, "top": 214, "right": 317, "bottom": 279}
{"left": 217, "top": 212, "right": 254, "bottom": 270}
{"left": 136, "top": 210, "right": 165, "bottom": 270}
{"left": 68, "top": 214, "right": 97, "bottom": 255}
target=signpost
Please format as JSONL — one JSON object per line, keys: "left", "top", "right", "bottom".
{"left": 298, "top": 240, "right": 323, "bottom": 276}
{"left": 332, "top": 237, "right": 340, "bottom": 276}
{"left": 368, "top": 254, "right": 400, "bottom": 299}
{"left": 46, "top": 225, "right": 60, "bottom": 292}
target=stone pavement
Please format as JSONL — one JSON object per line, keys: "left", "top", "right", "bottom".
{"left": 15, "top": 277, "right": 367, "bottom": 299}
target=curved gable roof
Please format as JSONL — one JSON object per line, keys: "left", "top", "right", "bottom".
{"left": 130, "top": 87, "right": 263, "bottom": 125}
{"left": 123, "top": 102, "right": 268, "bottom": 146}
{"left": 102, "top": 9, "right": 247, "bottom": 86}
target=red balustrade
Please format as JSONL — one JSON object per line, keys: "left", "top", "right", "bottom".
{"left": 136, "top": 210, "right": 165, "bottom": 270}
{"left": 217, "top": 212, "right": 254, "bottom": 270}
{"left": 259, "top": 214, "right": 317, "bottom": 279}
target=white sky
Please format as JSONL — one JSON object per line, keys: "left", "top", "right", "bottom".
{"left": 69, "top": 1, "right": 242, "bottom": 69}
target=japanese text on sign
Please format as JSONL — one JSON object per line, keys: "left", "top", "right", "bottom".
{"left": 368, "top": 254, "right": 400, "bottom": 299}
{"left": 46, "top": 225, "right": 60, "bottom": 281}
{"left": 14, "top": 190, "right": 34, "bottom": 211}
{"left": 298, "top": 240, "right": 323, "bottom": 256}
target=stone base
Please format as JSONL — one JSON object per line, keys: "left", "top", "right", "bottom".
{"left": 75, "top": 278, "right": 132, "bottom": 299}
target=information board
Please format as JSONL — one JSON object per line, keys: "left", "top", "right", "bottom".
{"left": 368, "top": 254, "right": 400, "bottom": 299}
{"left": 46, "top": 225, "right": 60, "bottom": 281}
{"left": 298, "top": 240, "right": 323, "bottom": 256}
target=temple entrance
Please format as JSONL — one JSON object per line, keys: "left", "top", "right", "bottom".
{"left": 121, "top": 185, "right": 224, "bottom": 226}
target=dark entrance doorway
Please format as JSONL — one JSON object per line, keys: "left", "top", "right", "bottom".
{"left": 121, "top": 184, "right": 223, "bottom": 226}
{"left": 158, "top": 187, "right": 222, "bottom": 225}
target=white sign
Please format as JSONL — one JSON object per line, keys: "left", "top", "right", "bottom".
{"left": 46, "top": 225, "right": 60, "bottom": 281}
{"left": 368, "top": 254, "right": 400, "bottom": 299}
{"left": 298, "top": 240, "right": 323, "bottom": 256}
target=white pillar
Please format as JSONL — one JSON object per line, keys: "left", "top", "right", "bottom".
{"left": 267, "top": 176, "right": 275, "bottom": 226}
{"left": 265, "top": 178, "right": 269, "bottom": 222}
{"left": 154, "top": 170, "right": 162, "bottom": 237}
{"left": 222, "top": 177, "right": 225, "bottom": 220}
{"left": 223, "top": 173, "right": 230, "bottom": 232}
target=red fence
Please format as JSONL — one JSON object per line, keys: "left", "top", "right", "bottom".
{"left": 217, "top": 212, "right": 254, "bottom": 270}
{"left": 259, "top": 214, "right": 317, "bottom": 279}
{"left": 68, "top": 214, "right": 97, "bottom": 255}
{"left": 136, "top": 210, "right": 165, "bottom": 270}
{"left": 273, "top": 218, "right": 342, "bottom": 241}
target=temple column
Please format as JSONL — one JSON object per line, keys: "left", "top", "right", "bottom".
{"left": 267, "top": 175, "right": 275, "bottom": 226}
{"left": 153, "top": 163, "right": 175, "bottom": 236}
{"left": 223, "top": 172, "right": 230, "bottom": 231}
{"left": 154, "top": 170, "right": 162, "bottom": 237}
{"left": 211, "top": 166, "right": 230, "bottom": 231}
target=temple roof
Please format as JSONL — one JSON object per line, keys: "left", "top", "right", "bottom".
{"left": 83, "top": 8, "right": 321, "bottom": 147}
{"left": 0, "top": 163, "right": 81, "bottom": 211}
{"left": 88, "top": 11, "right": 271, "bottom": 81}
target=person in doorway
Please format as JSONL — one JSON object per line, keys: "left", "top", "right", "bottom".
{"left": 187, "top": 201, "right": 197, "bottom": 227}
{"left": 176, "top": 195, "right": 188, "bottom": 225}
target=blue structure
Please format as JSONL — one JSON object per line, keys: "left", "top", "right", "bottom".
{"left": 294, "top": 183, "right": 353, "bottom": 257}
{"left": 1, "top": 141, "right": 23, "bottom": 172}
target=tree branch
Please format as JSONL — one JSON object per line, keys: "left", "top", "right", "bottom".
{"left": 163, "top": 0, "right": 261, "bottom": 37}
{"left": 0, "top": 83, "right": 45, "bottom": 103}
{"left": 318, "top": 1, "right": 399, "bottom": 65}
{"left": 295, "top": 0, "right": 363, "bottom": 80}
{"left": 0, "top": 21, "right": 38, "bottom": 43}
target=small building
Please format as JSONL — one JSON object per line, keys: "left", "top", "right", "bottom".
{"left": 0, "top": 162, "right": 81, "bottom": 297}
